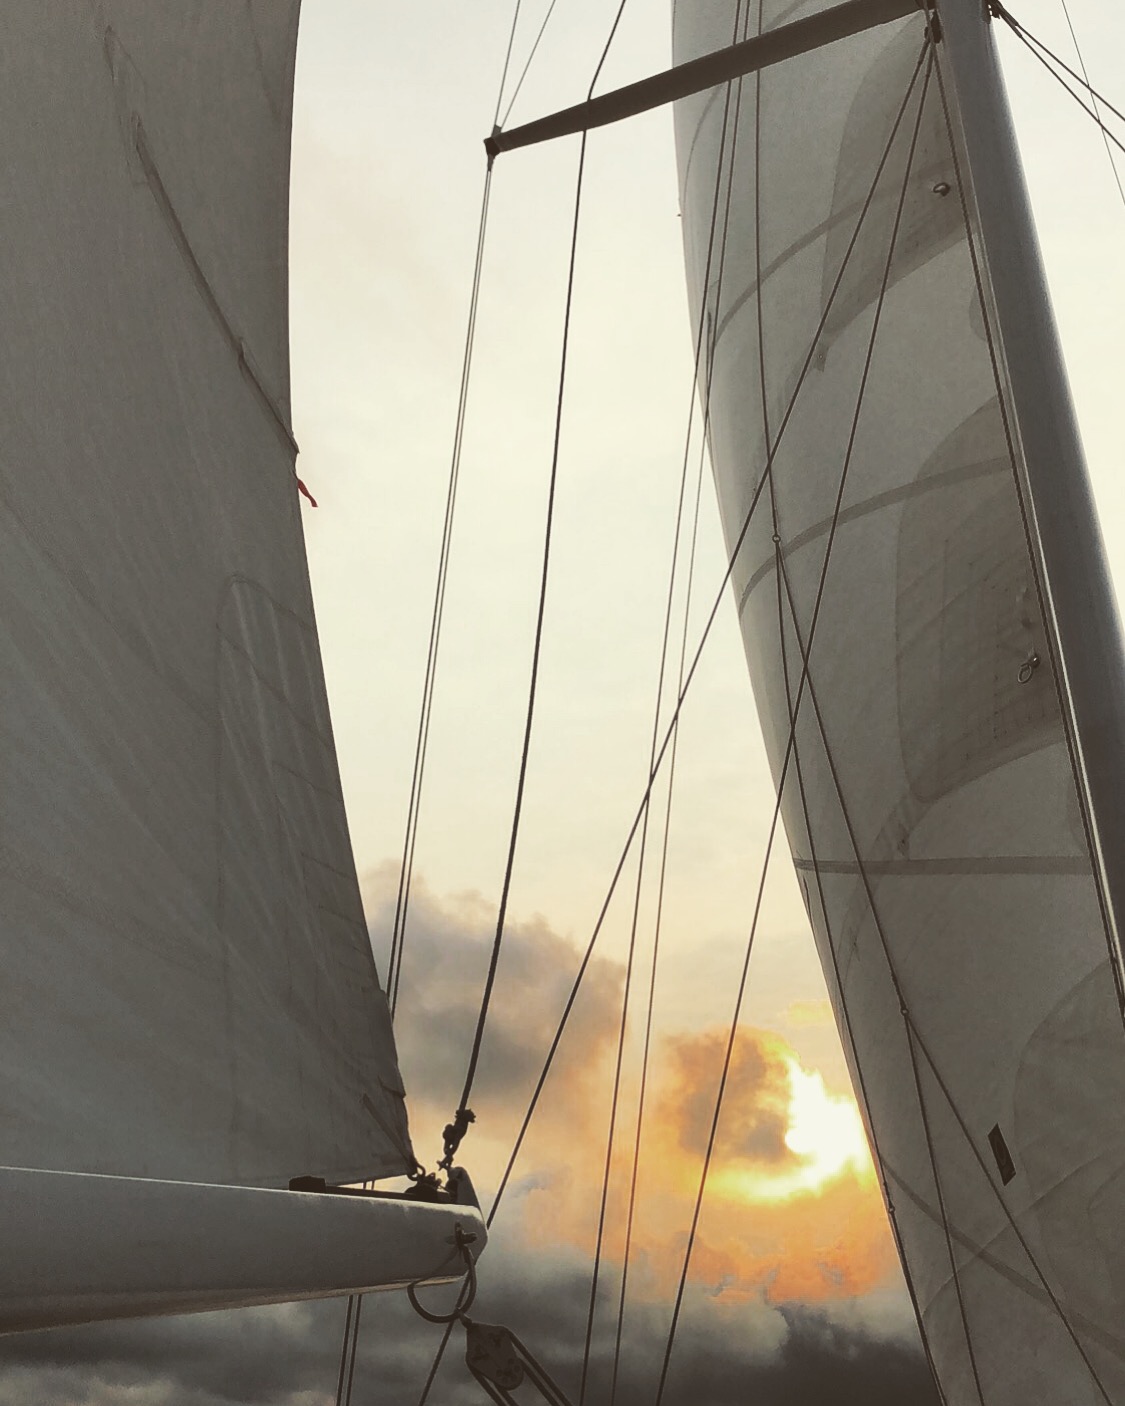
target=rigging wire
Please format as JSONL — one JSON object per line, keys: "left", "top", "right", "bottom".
{"left": 584, "top": 9, "right": 755, "bottom": 1400}
{"left": 386, "top": 158, "right": 496, "bottom": 1021}
{"left": 652, "top": 46, "right": 933, "bottom": 1405}
{"left": 351, "top": 0, "right": 528, "bottom": 1392}
{"left": 482, "top": 28, "right": 932, "bottom": 1251}
{"left": 500, "top": 0, "right": 562, "bottom": 130}
{"left": 414, "top": 0, "right": 629, "bottom": 1396}
{"left": 333, "top": 1295, "right": 355, "bottom": 1406}
{"left": 417, "top": 23, "right": 929, "bottom": 1406}
{"left": 442, "top": 0, "right": 635, "bottom": 1173}
{"left": 990, "top": 3, "right": 1125, "bottom": 168}
{"left": 1055, "top": 0, "right": 1125, "bottom": 208}
{"left": 493, "top": 0, "right": 528, "bottom": 127}
{"left": 605, "top": 21, "right": 755, "bottom": 1405}
{"left": 385, "top": 0, "right": 530, "bottom": 1023}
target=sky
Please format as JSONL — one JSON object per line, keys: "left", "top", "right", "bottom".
{"left": 3, "top": 2, "right": 1125, "bottom": 1404}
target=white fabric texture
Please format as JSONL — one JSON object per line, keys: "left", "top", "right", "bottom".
{"left": 674, "top": 2, "right": 1125, "bottom": 1400}
{"left": 0, "top": 4, "right": 412, "bottom": 1188}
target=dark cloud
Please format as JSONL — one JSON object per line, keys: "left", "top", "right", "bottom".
{"left": 665, "top": 1027, "right": 795, "bottom": 1168}
{"left": 368, "top": 867, "right": 624, "bottom": 1118}
{"left": 0, "top": 1235, "right": 936, "bottom": 1406}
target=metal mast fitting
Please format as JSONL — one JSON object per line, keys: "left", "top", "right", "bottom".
{"left": 485, "top": 0, "right": 921, "bottom": 158}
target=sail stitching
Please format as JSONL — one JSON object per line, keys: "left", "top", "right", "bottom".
{"left": 926, "top": 0, "right": 1125, "bottom": 1024}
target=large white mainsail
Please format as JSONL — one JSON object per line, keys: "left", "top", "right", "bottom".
{"left": 0, "top": 5, "right": 410, "bottom": 1190}
{"left": 673, "top": 1, "right": 1125, "bottom": 1401}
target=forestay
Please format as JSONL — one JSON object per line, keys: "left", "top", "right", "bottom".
{"left": 0, "top": 5, "right": 412, "bottom": 1188}
{"left": 674, "top": 1, "right": 1125, "bottom": 1401}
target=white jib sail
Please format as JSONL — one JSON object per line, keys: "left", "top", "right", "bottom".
{"left": 0, "top": 5, "right": 412, "bottom": 1188}
{"left": 674, "top": 1, "right": 1125, "bottom": 1401}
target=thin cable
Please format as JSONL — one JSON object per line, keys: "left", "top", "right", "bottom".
{"left": 652, "top": 51, "right": 931, "bottom": 1404}
{"left": 992, "top": 1, "right": 1125, "bottom": 129}
{"left": 333, "top": 1295, "right": 355, "bottom": 1406}
{"left": 414, "top": 1319, "right": 456, "bottom": 1406}
{"left": 387, "top": 158, "right": 496, "bottom": 1019}
{"left": 449, "top": 0, "right": 633, "bottom": 1145}
{"left": 501, "top": 0, "right": 562, "bottom": 129}
{"left": 341, "top": 1294, "right": 364, "bottom": 1406}
{"left": 494, "top": 0, "right": 529, "bottom": 127}
{"left": 607, "top": 5, "right": 753, "bottom": 1392}
{"left": 589, "top": 12, "right": 753, "bottom": 1397}
{"left": 1056, "top": 0, "right": 1125, "bottom": 207}
{"left": 992, "top": 4, "right": 1125, "bottom": 165}
{"left": 483, "top": 37, "right": 930, "bottom": 1239}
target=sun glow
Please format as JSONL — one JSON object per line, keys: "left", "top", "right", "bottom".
{"left": 714, "top": 1058, "right": 875, "bottom": 1204}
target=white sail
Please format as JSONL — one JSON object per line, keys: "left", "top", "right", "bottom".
{"left": 0, "top": 5, "right": 412, "bottom": 1188}
{"left": 674, "top": 2, "right": 1125, "bottom": 1401}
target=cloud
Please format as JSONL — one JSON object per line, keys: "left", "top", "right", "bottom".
{"left": 366, "top": 867, "right": 625, "bottom": 1140}
{"left": 666, "top": 1026, "right": 795, "bottom": 1166}
{"left": 0, "top": 1239, "right": 935, "bottom": 1406}
{"left": 0, "top": 879, "right": 933, "bottom": 1405}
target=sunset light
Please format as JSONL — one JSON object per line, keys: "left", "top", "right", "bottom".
{"left": 712, "top": 1056, "right": 875, "bottom": 1205}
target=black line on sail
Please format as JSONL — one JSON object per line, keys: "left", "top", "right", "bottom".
{"left": 987, "top": 1124, "right": 1016, "bottom": 1185}
{"left": 132, "top": 124, "right": 298, "bottom": 458}
{"left": 926, "top": 0, "right": 1125, "bottom": 1024}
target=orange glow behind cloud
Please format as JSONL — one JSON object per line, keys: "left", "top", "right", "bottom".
{"left": 513, "top": 1024, "right": 897, "bottom": 1306}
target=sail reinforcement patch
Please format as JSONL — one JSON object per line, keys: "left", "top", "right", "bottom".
{"left": 988, "top": 1123, "right": 1017, "bottom": 1186}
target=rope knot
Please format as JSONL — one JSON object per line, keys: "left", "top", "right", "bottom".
{"left": 439, "top": 1106, "right": 476, "bottom": 1170}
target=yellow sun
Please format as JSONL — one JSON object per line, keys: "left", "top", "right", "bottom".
{"left": 712, "top": 1057, "right": 875, "bottom": 1204}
